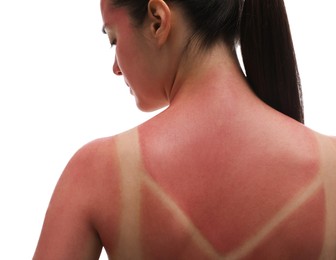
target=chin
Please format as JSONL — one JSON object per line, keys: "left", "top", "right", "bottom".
{"left": 135, "top": 98, "right": 168, "bottom": 113}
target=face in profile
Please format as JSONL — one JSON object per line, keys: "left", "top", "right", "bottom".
{"left": 100, "top": 0, "right": 174, "bottom": 112}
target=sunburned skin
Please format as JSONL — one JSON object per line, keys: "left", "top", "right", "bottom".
{"left": 135, "top": 109, "right": 325, "bottom": 259}
{"left": 33, "top": 102, "right": 336, "bottom": 260}
{"left": 33, "top": 1, "right": 336, "bottom": 258}
{"left": 100, "top": 112, "right": 334, "bottom": 259}
{"left": 103, "top": 68, "right": 335, "bottom": 258}
{"left": 96, "top": 79, "right": 334, "bottom": 259}
{"left": 33, "top": 64, "right": 336, "bottom": 260}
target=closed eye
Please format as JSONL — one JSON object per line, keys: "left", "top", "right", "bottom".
{"left": 110, "top": 40, "right": 117, "bottom": 48}
{"left": 102, "top": 25, "right": 116, "bottom": 48}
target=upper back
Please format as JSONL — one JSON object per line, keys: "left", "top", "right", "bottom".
{"left": 98, "top": 115, "right": 336, "bottom": 259}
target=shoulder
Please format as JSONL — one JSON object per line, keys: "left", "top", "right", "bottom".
{"left": 66, "top": 128, "right": 144, "bottom": 252}
{"left": 34, "top": 129, "right": 143, "bottom": 259}
{"left": 298, "top": 129, "right": 336, "bottom": 185}
{"left": 60, "top": 129, "right": 142, "bottom": 210}
{"left": 54, "top": 135, "right": 122, "bottom": 202}
{"left": 59, "top": 128, "right": 142, "bottom": 213}
{"left": 313, "top": 132, "right": 336, "bottom": 189}
{"left": 63, "top": 127, "right": 141, "bottom": 182}
{"left": 313, "top": 132, "right": 336, "bottom": 167}
{"left": 311, "top": 131, "right": 336, "bottom": 258}
{"left": 51, "top": 134, "right": 123, "bottom": 222}
{"left": 67, "top": 135, "right": 119, "bottom": 170}
{"left": 67, "top": 126, "right": 141, "bottom": 183}
{"left": 33, "top": 135, "right": 123, "bottom": 259}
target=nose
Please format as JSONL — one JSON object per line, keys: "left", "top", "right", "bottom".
{"left": 113, "top": 56, "right": 122, "bottom": 76}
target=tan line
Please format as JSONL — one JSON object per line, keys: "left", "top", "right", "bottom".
{"left": 319, "top": 174, "right": 336, "bottom": 260}
{"left": 223, "top": 176, "right": 323, "bottom": 260}
{"left": 319, "top": 180, "right": 336, "bottom": 260}
{"left": 143, "top": 173, "right": 222, "bottom": 259}
{"left": 316, "top": 134, "right": 336, "bottom": 260}
{"left": 113, "top": 130, "right": 143, "bottom": 259}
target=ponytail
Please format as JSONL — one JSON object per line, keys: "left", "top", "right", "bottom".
{"left": 240, "top": 0, "right": 304, "bottom": 123}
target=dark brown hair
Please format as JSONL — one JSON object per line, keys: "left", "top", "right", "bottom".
{"left": 111, "top": 0, "right": 304, "bottom": 123}
{"left": 240, "top": 0, "right": 303, "bottom": 123}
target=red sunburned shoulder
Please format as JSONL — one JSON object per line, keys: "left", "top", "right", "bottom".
{"left": 76, "top": 137, "right": 122, "bottom": 255}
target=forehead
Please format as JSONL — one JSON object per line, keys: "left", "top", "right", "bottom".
{"left": 101, "top": 0, "right": 129, "bottom": 29}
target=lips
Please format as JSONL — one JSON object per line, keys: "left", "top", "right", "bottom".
{"left": 123, "top": 80, "right": 133, "bottom": 95}
{"left": 124, "top": 81, "right": 133, "bottom": 95}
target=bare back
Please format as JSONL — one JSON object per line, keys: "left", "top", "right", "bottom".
{"left": 33, "top": 1, "right": 336, "bottom": 258}
{"left": 97, "top": 110, "right": 336, "bottom": 259}
{"left": 34, "top": 108, "right": 336, "bottom": 260}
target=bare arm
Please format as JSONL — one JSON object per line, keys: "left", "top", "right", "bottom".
{"left": 33, "top": 138, "right": 120, "bottom": 259}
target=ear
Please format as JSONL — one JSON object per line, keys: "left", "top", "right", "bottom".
{"left": 147, "top": 0, "right": 171, "bottom": 46}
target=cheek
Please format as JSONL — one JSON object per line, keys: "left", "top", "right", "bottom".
{"left": 117, "top": 47, "right": 148, "bottom": 88}
{"left": 115, "top": 43, "right": 135, "bottom": 75}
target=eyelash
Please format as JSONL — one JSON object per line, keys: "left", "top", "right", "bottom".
{"left": 110, "top": 39, "right": 117, "bottom": 48}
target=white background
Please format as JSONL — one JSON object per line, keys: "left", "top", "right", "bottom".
{"left": 0, "top": 0, "right": 335, "bottom": 259}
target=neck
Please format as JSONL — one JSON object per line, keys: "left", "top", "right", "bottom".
{"left": 167, "top": 42, "right": 254, "bottom": 107}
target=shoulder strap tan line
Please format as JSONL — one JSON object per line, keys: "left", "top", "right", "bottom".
{"left": 315, "top": 133, "right": 336, "bottom": 260}
{"left": 113, "top": 129, "right": 144, "bottom": 260}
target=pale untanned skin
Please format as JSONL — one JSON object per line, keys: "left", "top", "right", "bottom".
{"left": 33, "top": 0, "right": 336, "bottom": 259}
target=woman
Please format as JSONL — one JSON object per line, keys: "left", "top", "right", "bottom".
{"left": 34, "top": 0, "right": 336, "bottom": 259}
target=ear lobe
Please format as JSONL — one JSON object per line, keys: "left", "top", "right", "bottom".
{"left": 147, "top": 0, "right": 171, "bottom": 46}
